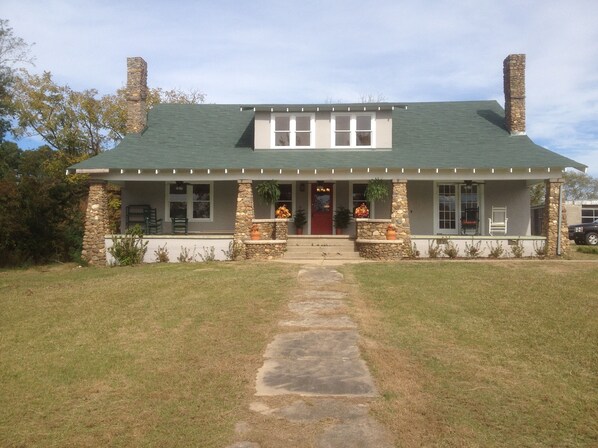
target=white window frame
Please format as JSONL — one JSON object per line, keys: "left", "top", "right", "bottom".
{"left": 271, "top": 182, "right": 296, "bottom": 219}
{"left": 270, "top": 113, "right": 315, "bottom": 149}
{"left": 165, "top": 181, "right": 214, "bottom": 222}
{"left": 433, "top": 182, "right": 484, "bottom": 234}
{"left": 349, "top": 181, "right": 375, "bottom": 217}
{"left": 331, "top": 113, "right": 376, "bottom": 148}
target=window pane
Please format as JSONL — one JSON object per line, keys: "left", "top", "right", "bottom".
{"left": 275, "top": 132, "right": 290, "bottom": 146}
{"left": 356, "top": 131, "right": 371, "bottom": 146}
{"left": 352, "top": 184, "right": 369, "bottom": 212}
{"left": 356, "top": 115, "right": 371, "bottom": 130}
{"left": 279, "top": 184, "right": 292, "bottom": 201}
{"left": 193, "top": 184, "right": 210, "bottom": 201}
{"left": 193, "top": 202, "right": 210, "bottom": 219}
{"left": 275, "top": 116, "right": 290, "bottom": 131}
{"left": 170, "top": 202, "right": 187, "bottom": 219}
{"left": 296, "top": 116, "right": 310, "bottom": 131}
{"left": 335, "top": 116, "right": 350, "bottom": 131}
{"left": 438, "top": 184, "right": 456, "bottom": 230}
{"left": 335, "top": 132, "right": 350, "bottom": 146}
{"left": 295, "top": 132, "right": 310, "bottom": 146}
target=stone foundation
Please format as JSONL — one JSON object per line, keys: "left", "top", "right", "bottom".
{"left": 245, "top": 219, "right": 288, "bottom": 260}
{"left": 356, "top": 219, "right": 391, "bottom": 239}
{"left": 82, "top": 181, "right": 109, "bottom": 265}
{"left": 245, "top": 241, "right": 287, "bottom": 260}
{"left": 356, "top": 240, "right": 407, "bottom": 260}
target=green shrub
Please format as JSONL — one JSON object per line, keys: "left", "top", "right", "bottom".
{"left": 443, "top": 241, "right": 459, "bottom": 259}
{"left": 465, "top": 240, "right": 483, "bottom": 258}
{"left": 177, "top": 246, "right": 195, "bottom": 263}
{"left": 533, "top": 241, "right": 547, "bottom": 259}
{"left": 154, "top": 244, "right": 169, "bottom": 263}
{"left": 428, "top": 241, "right": 442, "bottom": 258}
{"left": 198, "top": 246, "right": 216, "bottom": 262}
{"left": 510, "top": 240, "right": 525, "bottom": 258}
{"left": 487, "top": 241, "right": 505, "bottom": 259}
{"left": 108, "top": 225, "right": 148, "bottom": 266}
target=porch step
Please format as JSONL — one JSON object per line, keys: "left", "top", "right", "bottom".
{"left": 285, "top": 236, "right": 361, "bottom": 260}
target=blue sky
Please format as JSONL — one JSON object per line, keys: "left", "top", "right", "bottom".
{"left": 4, "top": 0, "right": 598, "bottom": 175}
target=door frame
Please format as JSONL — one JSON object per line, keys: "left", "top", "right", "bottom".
{"left": 308, "top": 181, "right": 336, "bottom": 235}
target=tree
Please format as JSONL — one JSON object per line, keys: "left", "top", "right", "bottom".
{"left": 11, "top": 71, "right": 205, "bottom": 156}
{"left": 529, "top": 171, "right": 598, "bottom": 206}
{"left": 562, "top": 171, "right": 598, "bottom": 201}
{"left": 0, "top": 19, "right": 34, "bottom": 143}
{"left": 0, "top": 19, "right": 34, "bottom": 69}
{"left": 0, "top": 143, "right": 88, "bottom": 265}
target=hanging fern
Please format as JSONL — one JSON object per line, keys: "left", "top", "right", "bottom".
{"left": 365, "top": 178, "right": 390, "bottom": 202}
{"left": 255, "top": 180, "right": 280, "bottom": 205}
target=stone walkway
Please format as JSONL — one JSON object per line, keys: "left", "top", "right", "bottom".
{"left": 227, "top": 265, "right": 394, "bottom": 448}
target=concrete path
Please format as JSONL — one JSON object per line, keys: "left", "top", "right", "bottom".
{"left": 227, "top": 266, "right": 394, "bottom": 448}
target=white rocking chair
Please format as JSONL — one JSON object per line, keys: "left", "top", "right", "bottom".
{"left": 488, "top": 206, "right": 508, "bottom": 235}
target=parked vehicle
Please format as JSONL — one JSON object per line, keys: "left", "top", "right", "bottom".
{"left": 568, "top": 219, "right": 598, "bottom": 245}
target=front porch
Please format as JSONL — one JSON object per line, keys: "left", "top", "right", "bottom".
{"left": 84, "top": 176, "right": 569, "bottom": 264}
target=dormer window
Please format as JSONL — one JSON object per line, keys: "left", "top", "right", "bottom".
{"left": 332, "top": 113, "right": 376, "bottom": 148}
{"left": 271, "top": 114, "right": 315, "bottom": 148}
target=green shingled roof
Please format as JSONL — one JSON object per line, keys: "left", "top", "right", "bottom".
{"left": 71, "top": 101, "right": 585, "bottom": 171}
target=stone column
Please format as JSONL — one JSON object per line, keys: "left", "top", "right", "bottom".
{"left": 391, "top": 180, "right": 411, "bottom": 241}
{"left": 234, "top": 180, "right": 255, "bottom": 259}
{"left": 82, "top": 180, "right": 109, "bottom": 265}
{"left": 542, "top": 179, "right": 569, "bottom": 257}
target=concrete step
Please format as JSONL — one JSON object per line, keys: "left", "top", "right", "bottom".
{"left": 285, "top": 237, "right": 361, "bottom": 259}
{"left": 283, "top": 251, "right": 362, "bottom": 260}
{"left": 287, "top": 236, "right": 355, "bottom": 248}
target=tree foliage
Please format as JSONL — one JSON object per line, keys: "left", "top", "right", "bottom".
{"left": 530, "top": 171, "right": 598, "bottom": 206}
{"left": 562, "top": 171, "right": 598, "bottom": 201}
{"left": 0, "top": 19, "right": 34, "bottom": 143}
{"left": 11, "top": 71, "right": 205, "bottom": 156}
{"left": 0, "top": 142, "right": 87, "bottom": 265}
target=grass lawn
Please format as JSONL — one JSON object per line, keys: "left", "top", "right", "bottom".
{"left": 348, "top": 260, "right": 598, "bottom": 447}
{"left": 0, "top": 262, "right": 297, "bottom": 447}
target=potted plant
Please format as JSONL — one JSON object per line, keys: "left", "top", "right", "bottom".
{"left": 333, "top": 207, "right": 352, "bottom": 235}
{"left": 293, "top": 208, "right": 307, "bottom": 235}
{"left": 365, "top": 178, "right": 390, "bottom": 203}
{"left": 255, "top": 180, "right": 280, "bottom": 205}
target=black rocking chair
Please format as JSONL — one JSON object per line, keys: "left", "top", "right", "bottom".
{"left": 172, "top": 216, "right": 189, "bottom": 235}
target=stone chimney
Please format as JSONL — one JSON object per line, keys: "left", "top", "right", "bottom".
{"left": 126, "top": 57, "right": 148, "bottom": 134}
{"left": 503, "top": 54, "right": 526, "bottom": 135}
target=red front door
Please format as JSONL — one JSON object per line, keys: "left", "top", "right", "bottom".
{"left": 311, "top": 183, "right": 334, "bottom": 234}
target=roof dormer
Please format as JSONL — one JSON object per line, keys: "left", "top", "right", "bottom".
{"left": 248, "top": 104, "right": 397, "bottom": 151}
